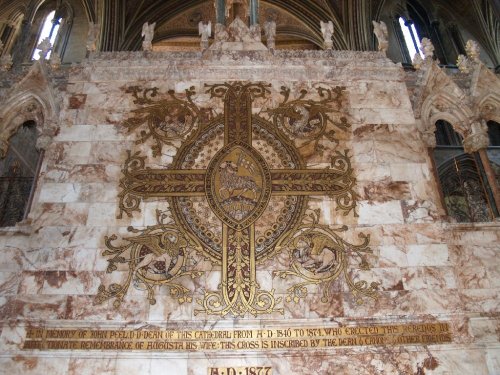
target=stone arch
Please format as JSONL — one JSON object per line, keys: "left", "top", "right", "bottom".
{"left": 478, "top": 93, "right": 500, "bottom": 124}
{"left": 421, "top": 91, "right": 473, "bottom": 140}
{"left": 0, "top": 63, "right": 59, "bottom": 158}
{"left": 0, "top": 96, "right": 45, "bottom": 158}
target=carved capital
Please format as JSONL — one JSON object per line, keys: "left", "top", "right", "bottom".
{"left": 35, "top": 134, "right": 53, "bottom": 152}
{"left": 421, "top": 129, "right": 437, "bottom": 148}
{"left": 463, "top": 121, "right": 489, "bottom": 153}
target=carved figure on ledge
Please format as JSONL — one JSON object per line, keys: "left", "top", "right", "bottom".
{"left": 199, "top": 21, "right": 212, "bottom": 50}
{"left": 320, "top": 21, "right": 334, "bottom": 50}
{"left": 86, "top": 22, "right": 100, "bottom": 52}
{"left": 263, "top": 20, "right": 276, "bottom": 50}
{"left": 142, "top": 22, "right": 156, "bottom": 51}
{"left": 372, "top": 20, "right": 388, "bottom": 54}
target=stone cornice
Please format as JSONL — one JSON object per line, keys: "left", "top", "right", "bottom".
{"left": 78, "top": 50, "right": 402, "bottom": 82}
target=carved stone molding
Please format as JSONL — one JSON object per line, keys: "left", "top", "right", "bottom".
{"left": 463, "top": 121, "right": 490, "bottom": 153}
{"left": 421, "top": 129, "right": 437, "bottom": 148}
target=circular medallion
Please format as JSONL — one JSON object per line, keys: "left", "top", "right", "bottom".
{"left": 205, "top": 142, "right": 272, "bottom": 230}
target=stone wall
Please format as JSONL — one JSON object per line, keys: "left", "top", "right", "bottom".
{"left": 0, "top": 50, "right": 498, "bottom": 374}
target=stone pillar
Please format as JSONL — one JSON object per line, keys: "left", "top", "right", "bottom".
{"left": 215, "top": 0, "right": 226, "bottom": 24}
{"left": 463, "top": 120, "right": 500, "bottom": 213}
{"left": 250, "top": 0, "right": 259, "bottom": 26}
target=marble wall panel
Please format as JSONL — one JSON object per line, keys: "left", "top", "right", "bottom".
{"left": 0, "top": 53, "right": 498, "bottom": 374}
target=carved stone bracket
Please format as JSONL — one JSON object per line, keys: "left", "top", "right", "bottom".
{"left": 463, "top": 120, "right": 490, "bottom": 153}
{"left": 420, "top": 128, "right": 437, "bottom": 149}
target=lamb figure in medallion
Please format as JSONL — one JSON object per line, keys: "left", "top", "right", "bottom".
{"left": 218, "top": 160, "right": 260, "bottom": 201}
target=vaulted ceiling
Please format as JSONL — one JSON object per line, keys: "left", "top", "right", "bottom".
{"left": 0, "top": 0, "right": 498, "bottom": 63}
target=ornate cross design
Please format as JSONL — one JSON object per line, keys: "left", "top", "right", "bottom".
{"left": 97, "top": 82, "right": 377, "bottom": 317}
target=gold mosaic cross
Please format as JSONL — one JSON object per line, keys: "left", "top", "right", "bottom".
{"left": 104, "top": 82, "right": 360, "bottom": 316}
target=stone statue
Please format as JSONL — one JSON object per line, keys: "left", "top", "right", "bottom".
{"left": 37, "top": 37, "right": 52, "bottom": 60}
{"left": 420, "top": 37, "right": 434, "bottom": 59}
{"left": 465, "top": 40, "right": 480, "bottom": 62}
{"left": 86, "top": 22, "right": 100, "bottom": 52}
{"left": 320, "top": 21, "right": 334, "bottom": 50}
{"left": 372, "top": 20, "right": 388, "bottom": 53}
{"left": 263, "top": 20, "right": 276, "bottom": 50}
{"left": 142, "top": 22, "right": 156, "bottom": 51}
{"left": 199, "top": 21, "right": 212, "bottom": 50}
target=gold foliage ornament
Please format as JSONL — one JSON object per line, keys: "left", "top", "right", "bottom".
{"left": 266, "top": 85, "right": 350, "bottom": 158}
{"left": 95, "top": 210, "right": 203, "bottom": 308}
{"left": 123, "top": 86, "right": 211, "bottom": 157}
{"left": 98, "top": 81, "right": 379, "bottom": 316}
{"left": 274, "top": 209, "right": 379, "bottom": 305}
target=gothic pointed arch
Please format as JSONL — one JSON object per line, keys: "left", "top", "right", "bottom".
{"left": 421, "top": 92, "right": 472, "bottom": 139}
{"left": 415, "top": 63, "right": 471, "bottom": 140}
{"left": 0, "top": 60, "right": 59, "bottom": 157}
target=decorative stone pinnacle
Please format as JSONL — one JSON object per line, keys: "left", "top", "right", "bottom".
{"left": 37, "top": 37, "right": 52, "bottom": 60}
{"left": 412, "top": 53, "right": 423, "bottom": 70}
{"left": 465, "top": 40, "right": 480, "bottom": 62}
{"left": 50, "top": 52, "right": 61, "bottom": 70}
{"left": 420, "top": 38, "right": 434, "bottom": 60}
{"left": 456, "top": 54, "right": 470, "bottom": 74}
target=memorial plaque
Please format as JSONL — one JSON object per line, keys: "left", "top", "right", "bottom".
{"left": 23, "top": 323, "right": 452, "bottom": 351}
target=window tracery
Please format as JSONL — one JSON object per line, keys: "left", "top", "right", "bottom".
{"left": 486, "top": 120, "right": 500, "bottom": 187}
{"left": 433, "top": 120, "right": 497, "bottom": 222}
{"left": 32, "top": 10, "right": 61, "bottom": 60}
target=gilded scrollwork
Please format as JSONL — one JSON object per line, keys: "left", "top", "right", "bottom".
{"left": 266, "top": 85, "right": 350, "bottom": 157}
{"left": 274, "top": 209, "right": 379, "bottom": 305}
{"left": 105, "top": 81, "right": 378, "bottom": 316}
{"left": 95, "top": 210, "right": 203, "bottom": 308}
{"left": 123, "top": 86, "right": 207, "bottom": 157}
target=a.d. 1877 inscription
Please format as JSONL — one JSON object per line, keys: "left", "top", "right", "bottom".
{"left": 208, "top": 367, "right": 272, "bottom": 375}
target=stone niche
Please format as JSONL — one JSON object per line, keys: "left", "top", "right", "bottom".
{"left": 0, "top": 49, "right": 499, "bottom": 375}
